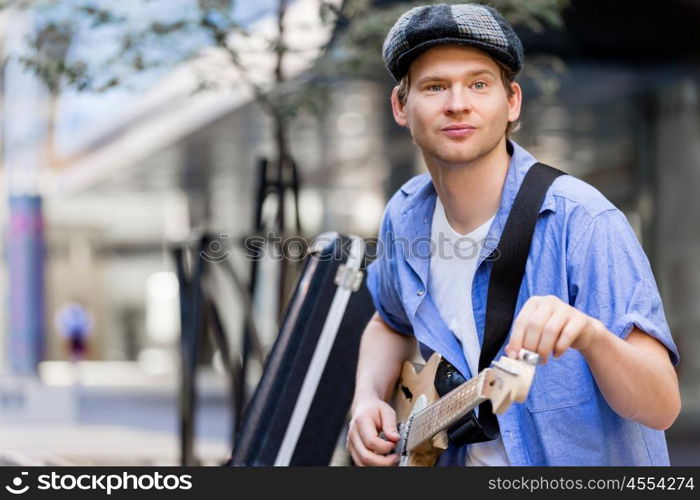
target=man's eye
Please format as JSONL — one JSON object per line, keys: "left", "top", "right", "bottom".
{"left": 473, "top": 81, "right": 487, "bottom": 90}
{"left": 426, "top": 84, "right": 444, "bottom": 91}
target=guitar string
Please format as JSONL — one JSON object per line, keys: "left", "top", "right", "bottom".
{"left": 409, "top": 381, "right": 478, "bottom": 449}
{"left": 407, "top": 371, "right": 488, "bottom": 450}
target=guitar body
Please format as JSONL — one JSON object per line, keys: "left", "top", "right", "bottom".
{"left": 393, "top": 353, "right": 449, "bottom": 466}
{"left": 390, "top": 349, "right": 538, "bottom": 467}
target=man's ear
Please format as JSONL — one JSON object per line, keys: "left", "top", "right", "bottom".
{"left": 391, "top": 86, "right": 408, "bottom": 127}
{"left": 507, "top": 81, "right": 522, "bottom": 123}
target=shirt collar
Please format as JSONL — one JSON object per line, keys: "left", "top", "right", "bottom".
{"left": 397, "top": 139, "right": 557, "bottom": 287}
{"left": 399, "top": 139, "right": 555, "bottom": 211}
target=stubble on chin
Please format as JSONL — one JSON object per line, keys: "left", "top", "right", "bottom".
{"left": 414, "top": 133, "right": 485, "bottom": 167}
{"left": 429, "top": 129, "right": 508, "bottom": 168}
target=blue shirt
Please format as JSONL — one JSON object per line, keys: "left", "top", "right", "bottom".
{"left": 365, "top": 139, "right": 679, "bottom": 466}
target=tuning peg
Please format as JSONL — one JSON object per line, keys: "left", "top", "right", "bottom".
{"left": 518, "top": 349, "right": 539, "bottom": 366}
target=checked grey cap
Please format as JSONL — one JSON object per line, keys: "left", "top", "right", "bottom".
{"left": 382, "top": 3, "right": 524, "bottom": 81}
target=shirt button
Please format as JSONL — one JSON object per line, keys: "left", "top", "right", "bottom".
{"left": 416, "top": 289, "right": 425, "bottom": 296}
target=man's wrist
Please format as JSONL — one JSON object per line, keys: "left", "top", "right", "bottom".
{"left": 351, "top": 389, "right": 383, "bottom": 414}
{"left": 578, "top": 317, "right": 608, "bottom": 358}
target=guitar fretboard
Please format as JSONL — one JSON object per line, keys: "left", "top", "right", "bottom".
{"left": 406, "top": 370, "right": 488, "bottom": 452}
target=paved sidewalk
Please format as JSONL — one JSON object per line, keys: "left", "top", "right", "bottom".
{"left": 0, "top": 362, "right": 232, "bottom": 466}
{"left": 0, "top": 423, "right": 229, "bottom": 466}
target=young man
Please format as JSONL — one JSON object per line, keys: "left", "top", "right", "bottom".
{"left": 347, "top": 3, "right": 681, "bottom": 466}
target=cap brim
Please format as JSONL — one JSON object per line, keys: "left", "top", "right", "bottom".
{"left": 391, "top": 37, "right": 519, "bottom": 81}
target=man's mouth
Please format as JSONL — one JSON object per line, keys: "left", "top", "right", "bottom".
{"left": 441, "top": 124, "right": 476, "bottom": 138}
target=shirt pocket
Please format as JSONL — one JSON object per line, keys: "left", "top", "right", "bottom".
{"left": 524, "top": 351, "right": 595, "bottom": 413}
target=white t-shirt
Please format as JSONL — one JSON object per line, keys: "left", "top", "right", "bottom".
{"left": 428, "top": 196, "right": 510, "bottom": 466}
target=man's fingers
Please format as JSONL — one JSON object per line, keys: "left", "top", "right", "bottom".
{"left": 348, "top": 431, "right": 398, "bottom": 466}
{"left": 554, "top": 314, "right": 587, "bottom": 357}
{"left": 357, "top": 414, "right": 395, "bottom": 454}
{"left": 348, "top": 432, "right": 368, "bottom": 466}
{"left": 378, "top": 405, "right": 400, "bottom": 441}
{"left": 522, "top": 300, "right": 554, "bottom": 353}
{"left": 347, "top": 443, "right": 363, "bottom": 467}
{"left": 347, "top": 400, "right": 403, "bottom": 466}
{"left": 508, "top": 298, "right": 539, "bottom": 356}
{"left": 537, "top": 308, "right": 569, "bottom": 363}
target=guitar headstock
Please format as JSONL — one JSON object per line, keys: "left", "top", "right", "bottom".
{"left": 482, "top": 349, "right": 538, "bottom": 414}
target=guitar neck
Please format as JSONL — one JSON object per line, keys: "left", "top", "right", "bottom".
{"left": 405, "top": 370, "right": 489, "bottom": 452}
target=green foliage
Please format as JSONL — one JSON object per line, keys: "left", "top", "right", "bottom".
{"left": 1, "top": 0, "right": 569, "bottom": 131}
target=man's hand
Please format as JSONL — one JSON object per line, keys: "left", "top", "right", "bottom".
{"left": 505, "top": 295, "right": 604, "bottom": 363}
{"left": 346, "top": 398, "right": 401, "bottom": 466}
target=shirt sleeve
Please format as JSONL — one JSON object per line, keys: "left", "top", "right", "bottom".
{"left": 365, "top": 207, "right": 414, "bottom": 336}
{"left": 567, "top": 209, "right": 679, "bottom": 366}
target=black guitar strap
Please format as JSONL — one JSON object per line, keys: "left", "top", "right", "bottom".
{"left": 438, "top": 162, "right": 566, "bottom": 446}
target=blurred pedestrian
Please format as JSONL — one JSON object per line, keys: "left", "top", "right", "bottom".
{"left": 55, "top": 301, "right": 93, "bottom": 362}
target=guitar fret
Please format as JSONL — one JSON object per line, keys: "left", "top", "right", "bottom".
{"left": 407, "top": 372, "right": 488, "bottom": 451}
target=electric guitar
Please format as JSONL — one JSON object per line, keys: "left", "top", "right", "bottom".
{"left": 391, "top": 349, "right": 538, "bottom": 466}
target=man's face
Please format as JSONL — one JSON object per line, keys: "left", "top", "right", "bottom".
{"left": 391, "top": 45, "right": 521, "bottom": 167}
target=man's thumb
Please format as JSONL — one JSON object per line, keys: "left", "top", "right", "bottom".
{"left": 379, "top": 405, "right": 400, "bottom": 441}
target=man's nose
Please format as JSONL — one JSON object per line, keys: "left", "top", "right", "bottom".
{"left": 443, "top": 86, "right": 472, "bottom": 114}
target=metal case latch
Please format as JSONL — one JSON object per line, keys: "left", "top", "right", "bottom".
{"left": 334, "top": 264, "right": 363, "bottom": 292}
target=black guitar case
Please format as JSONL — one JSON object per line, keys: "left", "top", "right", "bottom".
{"left": 230, "top": 232, "right": 374, "bottom": 465}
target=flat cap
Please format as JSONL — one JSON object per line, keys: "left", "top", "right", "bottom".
{"left": 382, "top": 3, "right": 524, "bottom": 81}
